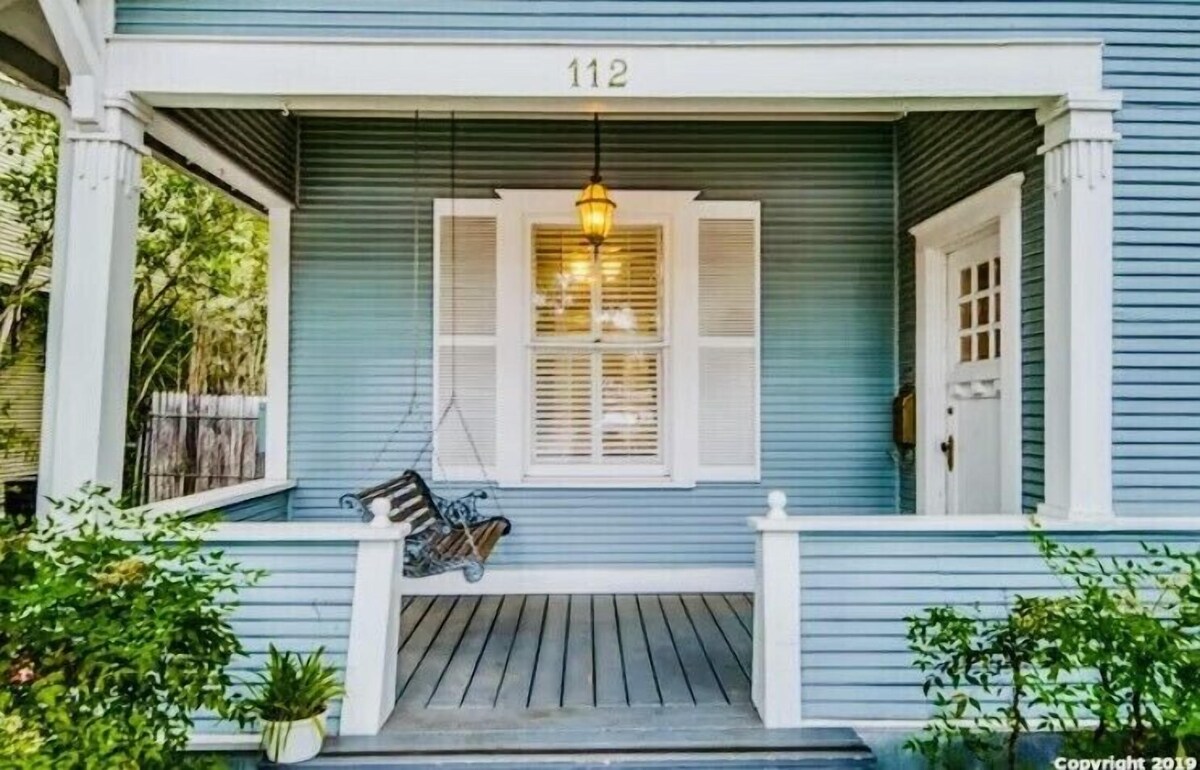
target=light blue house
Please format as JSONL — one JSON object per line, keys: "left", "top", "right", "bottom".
{"left": 3, "top": 1, "right": 1199, "bottom": 765}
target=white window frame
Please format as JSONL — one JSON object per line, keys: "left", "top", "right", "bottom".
{"left": 494, "top": 189, "right": 700, "bottom": 488}
{"left": 911, "top": 172, "right": 1024, "bottom": 516}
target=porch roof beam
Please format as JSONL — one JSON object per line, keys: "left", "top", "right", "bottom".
{"left": 104, "top": 38, "right": 1107, "bottom": 112}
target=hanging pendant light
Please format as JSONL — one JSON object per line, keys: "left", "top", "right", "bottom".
{"left": 577, "top": 114, "right": 616, "bottom": 249}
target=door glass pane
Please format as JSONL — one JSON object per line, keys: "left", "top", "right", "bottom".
{"left": 959, "top": 268, "right": 972, "bottom": 297}
{"left": 976, "top": 296, "right": 989, "bottom": 326}
{"left": 976, "top": 331, "right": 990, "bottom": 360}
{"left": 977, "top": 262, "right": 990, "bottom": 291}
{"left": 959, "top": 302, "right": 971, "bottom": 330}
{"left": 960, "top": 335, "right": 972, "bottom": 363}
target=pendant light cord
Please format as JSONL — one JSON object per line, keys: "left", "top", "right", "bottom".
{"left": 592, "top": 113, "right": 602, "bottom": 183}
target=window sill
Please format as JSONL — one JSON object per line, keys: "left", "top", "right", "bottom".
{"left": 502, "top": 477, "right": 698, "bottom": 490}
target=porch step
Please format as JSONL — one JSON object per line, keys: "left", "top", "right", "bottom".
{"left": 289, "top": 750, "right": 874, "bottom": 769}
{"left": 266, "top": 727, "right": 874, "bottom": 769}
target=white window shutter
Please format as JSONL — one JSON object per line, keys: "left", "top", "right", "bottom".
{"left": 432, "top": 201, "right": 500, "bottom": 480}
{"left": 695, "top": 202, "right": 761, "bottom": 481}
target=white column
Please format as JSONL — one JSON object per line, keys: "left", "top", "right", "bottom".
{"left": 750, "top": 491, "right": 802, "bottom": 728}
{"left": 38, "top": 97, "right": 148, "bottom": 506}
{"left": 264, "top": 207, "right": 291, "bottom": 479}
{"left": 1036, "top": 96, "right": 1121, "bottom": 520}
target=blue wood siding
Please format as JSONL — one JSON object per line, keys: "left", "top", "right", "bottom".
{"left": 291, "top": 118, "right": 897, "bottom": 566}
{"left": 895, "top": 110, "right": 1044, "bottom": 512}
{"left": 216, "top": 489, "right": 292, "bottom": 522}
{"left": 161, "top": 108, "right": 297, "bottom": 202}
{"left": 114, "top": 2, "right": 1200, "bottom": 516}
{"left": 799, "top": 529, "right": 1200, "bottom": 721}
{"left": 192, "top": 539, "right": 357, "bottom": 734}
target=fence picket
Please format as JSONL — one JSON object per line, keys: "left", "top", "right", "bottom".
{"left": 136, "top": 392, "right": 267, "bottom": 504}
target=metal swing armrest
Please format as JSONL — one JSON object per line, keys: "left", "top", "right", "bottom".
{"left": 431, "top": 489, "right": 490, "bottom": 528}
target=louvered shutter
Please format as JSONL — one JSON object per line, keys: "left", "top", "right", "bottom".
{"left": 696, "top": 203, "right": 761, "bottom": 480}
{"left": 432, "top": 203, "right": 499, "bottom": 480}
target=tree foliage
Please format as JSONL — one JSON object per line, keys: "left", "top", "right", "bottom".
{"left": 0, "top": 486, "right": 259, "bottom": 768}
{"left": 0, "top": 99, "right": 268, "bottom": 486}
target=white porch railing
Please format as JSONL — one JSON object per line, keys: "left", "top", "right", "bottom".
{"left": 748, "top": 493, "right": 1200, "bottom": 730}
{"left": 157, "top": 483, "right": 411, "bottom": 743}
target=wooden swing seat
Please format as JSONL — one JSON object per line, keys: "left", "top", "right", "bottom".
{"left": 339, "top": 470, "right": 511, "bottom": 583}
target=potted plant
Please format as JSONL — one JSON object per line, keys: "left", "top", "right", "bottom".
{"left": 248, "top": 646, "right": 344, "bottom": 764}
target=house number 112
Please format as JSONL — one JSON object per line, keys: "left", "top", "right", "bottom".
{"left": 568, "top": 57, "right": 629, "bottom": 89}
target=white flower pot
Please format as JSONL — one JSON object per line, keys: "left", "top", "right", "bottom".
{"left": 261, "top": 711, "right": 327, "bottom": 764}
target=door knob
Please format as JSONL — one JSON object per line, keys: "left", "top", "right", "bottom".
{"left": 940, "top": 435, "right": 955, "bottom": 472}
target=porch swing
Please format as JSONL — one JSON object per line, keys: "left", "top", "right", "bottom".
{"left": 339, "top": 112, "right": 511, "bottom": 583}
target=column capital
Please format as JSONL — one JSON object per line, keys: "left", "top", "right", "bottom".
{"left": 1036, "top": 93, "right": 1122, "bottom": 152}
{"left": 1037, "top": 94, "right": 1121, "bottom": 194}
{"left": 64, "top": 95, "right": 152, "bottom": 150}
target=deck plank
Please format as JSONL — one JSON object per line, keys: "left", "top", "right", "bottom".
{"left": 399, "top": 596, "right": 435, "bottom": 648}
{"left": 638, "top": 595, "right": 692, "bottom": 705}
{"left": 615, "top": 595, "right": 659, "bottom": 706}
{"left": 592, "top": 594, "right": 627, "bottom": 707}
{"left": 528, "top": 595, "right": 569, "bottom": 709}
{"left": 683, "top": 594, "right": 750, "bottom": 704}
{"left": 428, "top": 595, "right": 502, "bottom": 708}
{"left": 399, "top": 596, "right": 480, "bottom": 708}
{"left": 660, "top": 594, "right": 725, "bottom": 704}
{"left": 396, "top": 596, "right": 457, "bottom": 698}
{"left": 461, "top": 595, "right": 525, "bottom": 708}
{"left": 495, "top": 595, "right": 547, "bottom": 709}
{"left": 726, "top": 593, "right": 755, "bottom": 636}
{"left": 704, "top": 594, "right": 753, "bottom": 676}
{"left": 561, "top": 595, "right": 595, "bottom": 707}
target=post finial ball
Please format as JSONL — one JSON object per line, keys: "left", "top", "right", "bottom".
{"left": 767, "top": 490, "right": 788, "bottom": 519}
{"left": 369, "top": 497, "right": 393, "bottom": 527}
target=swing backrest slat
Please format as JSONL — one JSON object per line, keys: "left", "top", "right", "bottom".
{"left": 339, "top": 470, "right": 438, "bottom": 532}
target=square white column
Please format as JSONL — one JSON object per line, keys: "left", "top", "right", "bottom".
{"left": 1036, "top": 96, "right": 1121, "bottom": 520}
{"left": 38, "top": 99, "right": 148, "bottom": 506}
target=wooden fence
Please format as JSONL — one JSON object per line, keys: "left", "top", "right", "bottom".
{"left": 134, "top": 392, "right": 266, "bottom": 505}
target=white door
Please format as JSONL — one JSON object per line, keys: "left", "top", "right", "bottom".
{"left": 943, "top": 229, "right": 1004, "bottom": 515}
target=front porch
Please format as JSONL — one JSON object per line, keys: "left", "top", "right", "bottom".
{"left": 316, "top": 592, "right": 872, "bottom": 767}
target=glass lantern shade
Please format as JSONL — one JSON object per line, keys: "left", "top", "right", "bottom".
{"left": 576, "top": 180, "right": 616, "bottom": 247}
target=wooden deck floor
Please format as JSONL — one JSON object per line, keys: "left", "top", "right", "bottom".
{"left": 395, "top": 594, "right": 755, "bottom": 713}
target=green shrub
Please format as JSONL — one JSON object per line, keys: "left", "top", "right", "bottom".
{"left": 906, "top": 529, "right": 1200, "bottom": 768}
{"left": 0, "top": 486, "right": 260, "bottom": 768}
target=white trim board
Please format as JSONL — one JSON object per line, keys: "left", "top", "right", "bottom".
{"left": 106, "top": 38, "right": 1106, "bottom": 112}
{"left": 264, "top": 207, "right": 291, "bottom": 478}
{"left": 749, "top": 514, "right": 1200, "bottom": 534}
{"left": 400, "top": 567, "right": 755, "bottom": 595}
{"left": 911, "top": 173, "right": 1024, "bottom": 517}
{"left": 132, "top": 477, "right": 295, "bottom": 518}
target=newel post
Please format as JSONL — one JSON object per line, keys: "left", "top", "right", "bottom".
{"left": 750, "top": 490, "right": 802, "bottom": 728}
{"left": 339, "top": 514, "right": 410, "bottom": 736}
